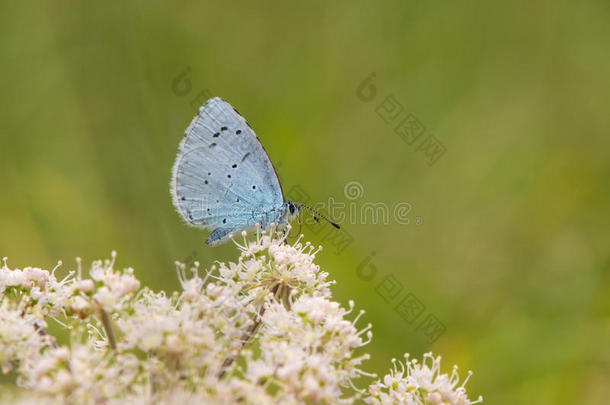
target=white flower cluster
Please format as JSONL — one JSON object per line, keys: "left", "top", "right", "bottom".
{"left": 0, "top": 300, "right": 52, "bottom": 374}
{"left": 366, "top": 353, "right": 483, "bottom": 405}
{"left": 0, "top": 230, "right": 482, "bottom": 404}
{"left": 245, "top": 295, "right": 373, "bottom": 403}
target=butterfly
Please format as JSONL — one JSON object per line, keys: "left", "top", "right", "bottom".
{"left": 170, "top": 97, "right": 339, "bottom": 245}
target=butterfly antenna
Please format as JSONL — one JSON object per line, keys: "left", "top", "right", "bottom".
{"left": 297, "top": 203, "right": 341, "bottom": 229}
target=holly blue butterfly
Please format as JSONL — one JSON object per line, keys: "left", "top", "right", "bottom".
{"left": 170, "top": 97, "right": 339, "bottom": 245}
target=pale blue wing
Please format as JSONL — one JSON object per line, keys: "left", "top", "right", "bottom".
{"left": 170, "top": 97, "right": 284, "bottom": 241}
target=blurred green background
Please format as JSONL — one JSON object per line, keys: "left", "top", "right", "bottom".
{"left": 1, "top": 1, "right": 609, "bottom": 403}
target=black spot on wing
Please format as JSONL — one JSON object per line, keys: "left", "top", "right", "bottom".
{"left": 241, "top": 152, "right": 251, "bottom": 162}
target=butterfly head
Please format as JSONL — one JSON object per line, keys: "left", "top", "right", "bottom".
{"left": 284, "top": 201, "right": 341, "bottom": 230}
{"left": 284, "top": 201, "right": 302, "bottom": 221}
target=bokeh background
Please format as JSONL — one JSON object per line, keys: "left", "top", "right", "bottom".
{"left": 1, "top": 1, "right": 609, "bottom": 403}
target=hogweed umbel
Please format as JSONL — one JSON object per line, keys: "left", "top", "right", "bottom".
{"left": 0, "top": 228, "right": 482, "bottom": 404}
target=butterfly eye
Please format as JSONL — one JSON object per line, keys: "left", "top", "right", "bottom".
{"left": 289, "top": 203, "right": 295, "bottom": 214}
